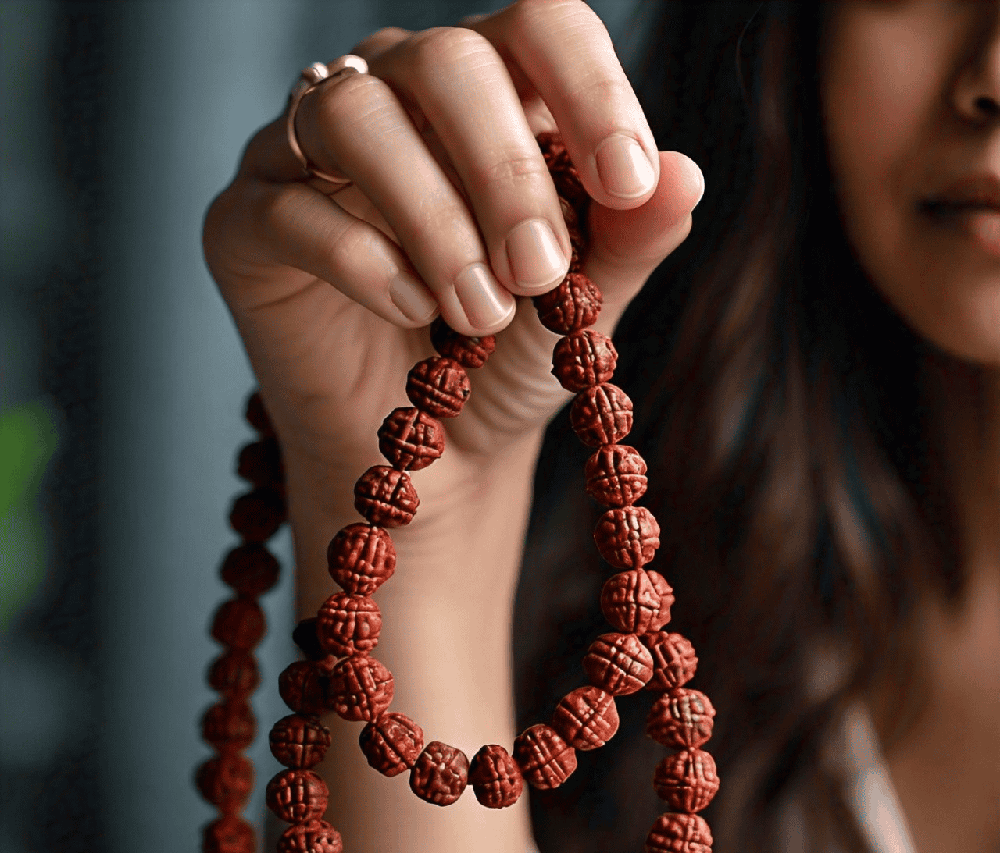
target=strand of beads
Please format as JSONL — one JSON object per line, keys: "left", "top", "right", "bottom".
{"left": 198, "top": 393, "right": 287, "bottom": 852}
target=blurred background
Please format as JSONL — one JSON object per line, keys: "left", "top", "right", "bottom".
{"left": 0, "top": 1, "right": 638, "bottom": 850}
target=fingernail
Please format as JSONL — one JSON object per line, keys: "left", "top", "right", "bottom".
{"left": 595, "top": 133, "right": 656, "bottom": 199}
{"left": 506, "top": 218, "right": 569, "bottom": 292}
{"left": 389, "top": 272, "right": 439, "bottom": 324}
{"left": 454, "top": 262, "right": 515, "bottom": 330}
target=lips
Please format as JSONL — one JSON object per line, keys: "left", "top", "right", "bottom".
{"left": 925, "top": 173, "right": 1000, "bottom": 212}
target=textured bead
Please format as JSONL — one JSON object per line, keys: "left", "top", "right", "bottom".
{"left": 653, "top": 749, "right": 720, "bottom": 813}
{"left": 208, "top": 650, "right": 260, "bottom": 697}
{"left": 644, "top": 813, "right": 713, "bottom": 853}
{"left": 647, "top": 689, "right": 716, "bottom": 750}
{"left": 327, "top": 654, "right": 394, "bottom": 722}
{"left": 643, "top": 632, "right": 699, "bottom": 692}
{"left": 377, "top": 407, "right": 445, "bottom": 471}
{"left": 265, "top": 769, "right": 329, "bottom": 823}
{"left": 201, "top": 699, "right": 256, "bottom": 751}
{"left": 583, "top": 632, "right": 654, "bottom": 696}
{"left": 354, "top": 465, "right": 419, "bottom": 528}
{"left": 292, "top": 617, "right": 325, "bottom": 661}
{"left": 409, "top": 741, "right": 470, "bottom": 806}
{"left": 211, "top": 597, "right": 266, "bottom": 650}
{"left": 536, "top": 131, "right": 588, "bottom": 210}
{"left": 278, "top": 660, "right": 329, "bottom": 716}
{"left": 359, "top": 711, "right": 424, "bottom": 777}
{"left": 405, "top": 356, "right": 471, "bottom": 418}
{"left": 316, "top": 592, "right": 382, "bottom": 656}
{"left": 237, "top": 436, "right": 284, "bottom": 490}
{"left": 326, "top": 523, "right": 396, "bottom": 596}
{"left": 269, "top": 714, "right": 332, "bottom": 769}
{"left": 202, "top": 815, "right": 255, "bottom": 853}
{"left": 195, "top": 753, "right": 254, "bottom": 811}
{"left": 570, "top": 383, "right": 634, "bottom": 447}
{"left": 245, "top": 390, "right": 275, "bottom": 436}
{"left": 220, "top": 543, "right": 281, "bottom": 597}
{"left": 585, "top": 444, "right": 648, "bottom": 507}
{"left": 594, "top": 506, "right": 661, "bottom": 568}
{"left": 600, "top": 570, "right": 661, "bottom": 634}
{"left": 468, "top": 744, "right": 524, "bottom": 809}
{"left": 551, "top": 330, "right": 618, "bottom": 392}
{"left": 533, "top": 271, "right": 602, "bottom": 335}
{"left": 228, "top": 487, "right": 285, "bottom": 542}
{"left": 429, "top": 318, "right": 496, "bottom": 368}
{"left": 513, "top": 723, "right": 578, "bottom": 790}
{"left": 647, "top": 570, "right": 675, "bottom": 631}
{"left": 551, "top": 686, "right": 620, "bottom": 751}
{"left": 277, "top": 820, "right": 344, "bottom": 853}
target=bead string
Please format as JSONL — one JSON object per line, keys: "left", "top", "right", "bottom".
{"left": 197, "top": 133, "right": 720, "bottom": 853}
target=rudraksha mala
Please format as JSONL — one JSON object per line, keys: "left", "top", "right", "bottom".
{"left": 197, "top": 132, "right": 720, "bottom": 853}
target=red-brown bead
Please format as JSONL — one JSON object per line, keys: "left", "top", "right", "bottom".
{"left": 269, "top": 714, "right": 332, "bottom": 769}
{"left": 409, "top": 741, "right": 470, "bottom": 806}
{"left": 327, "top": 523, "right": 396, "bottom": 596}
{"left": 429, "top": 318, "right": 496, "bottom": 368}
{"left": 536, "top": 131, "right": 589, "bottom": 210}
{"left": 207, "top": 650, "right": 260, "bottom": 697}
{"left": 195, "top": 753, "right": 254, "bottom": 811}
{"left": 644, "top": 813, "right": 714, "bottom": 853}
{"left": 647, "top": 688, "right": 716, "bottom": 750}
{"left": 237, "top": 436, "right": 284, "bottom": 490}
{"left": 292, "top": 617, "right": 325, "bottom": 661}
{"left": 643, "top": 632, "right": 699, "bottom": 692}
{"left": 359, "top": 711, "right": 424, "bottom": 777}
{"left": 211, "top": 597, "right": 266, "bottom": 650}
{"left": 570, "top": 383, "right": 634, "bottom": 447}
{"left": 278, "top": 660, "right": 329, "bottom": 716}
{"left": 594, "top": 506, "right": 660, "bottom": 568}
{"left": 468, "top": 744, "right": 524, "bottom": 809}
{"left": 513, "top": 723, "right": 578, "bottom": 790}
{"left": 353, "top": 465, "right": 419, "bottom": 527}
{"left": 533, "top": 271, "right": 602, "bottom": 335}
{"left": 202, "top": 816, "right": 255, "bottom": 853}
{"left": 653, "top": 749, "right": 720, "bottom": 813}
{"left": 228, "top": 486, "right": 285, "bottom": 541}
{"left": 201, "top": 699, "right": 256, "bottom": 752}
{"left": 316, "top": 592, "right": 382, "bottom": 656}
{"left": 327, "top": 654, "right": 394, "bottom": 722}
{"left": 377, "top": 407, "right": 445, "bottom": 471}
{"left": 220, "top": 543, "right": 281, "bottom": 597}
{"left": 551, "top": 330, "right": 617, "bottom": 392}
{"left": 647, "top": 570, "right": 675, "bottom": 631}
{"left": 405, "top": 356, "right": 471, "bottom": 418}
{"left": 583, "top": 632, "right": 654, "bottom": 696}
{"left": 585, "top": 444, "right": 648, "bottom": 507}
{"left": 266, "top": 768, "right": 329, "bottom": 823}
{"left": 600, "top": 570, "right": 661, "bottom": 634}
{"left": 551, "top": 686, "right": 620, "bottom": 751}
{"left": 277, "top": 820, "right": 344, "bottom": 853}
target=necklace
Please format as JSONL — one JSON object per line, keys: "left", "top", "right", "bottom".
{"left": 197, "top": 132, "right": 719, "bottom": 853}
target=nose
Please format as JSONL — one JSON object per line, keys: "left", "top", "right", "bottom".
{"left": 954, "top": 7, "right": 1000, "bottom": 125}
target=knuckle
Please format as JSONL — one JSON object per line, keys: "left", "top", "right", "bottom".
{"left": 474, "top": 152, "right": 550, "bottom": 191}
{"left": 508, "top": 0, "right": 599, "bottom": 31}
{"left": 406, "top": 26, "right": 496, "bottom": 73}
{"left": 311, "top": 69, "right": 384, "bottom": 126}
{"left": 324, "top": 217, "right": 374, "bottom": 269}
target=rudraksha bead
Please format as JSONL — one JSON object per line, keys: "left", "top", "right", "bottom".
{"left": 468, "top": 744, "right": 524, "bottom": 809}
{"left": 647, "top": 688, "right": 716, "bottom": 750}
{"left": 583, "top": 631, "right": 655, "bottom": 695}
{"left": 644, "top": 813, "right": 713, "bottom": 853}
{"left": 201, "top": 699, "right": 256, "bottom": 752}
{"left": 647, "top": 570, "right": 675, "bottom": 631}
{"left": 653, "top": 749, "right": 720, "bottom": 813}
{"left": 220, "top": 543, "right": 281, "bottom": 597}
{"left": 600, "top": 569, "right": 662, "bottom": 634}
{"left": 208, "top": 649, "right": 260, "bottom": 697}
{"left": 533, "top": 271, "right": 602, "bottom": 335}
{"left": 570, "top": 383, "right": 634, "bottom": 447}
{"left": 585, "top": 444, "right": 648, "bottom": 507}
{"left": 429, "top": 318, "right": 496, "bottom": 368}
{"left": 354, "top": 465, "right": 419, "bottom": 527}
{"left": 326, "top": 654, "right": 394, "bottom": 722}
{"left": 269, "top": 714, "right": 332, "bottom": 769}
{"left": 643, "top": 632, "right": 699, "bottom": 692}
{"left": 265, "top": 768, "right": 329, "bottom": 823}
{"left": 316, "top": 592, "right": 382, "bottom": 656}
{"left": 237, "top": 436, "right": 284, "bottom": 490}
{"left": 245, "top": 391, "right": 275, "bottom": 436}
{"left": 277, "top": 820, "right": 344, "bottom": 853}
{"left": 359, "top": 711, "right": 424, "bottom": 777}
{"left": 228, "top": 486, "right": 285, "bottom": 542}
{"left": 195, "top": 753, "right": 254, "bottom": 811}
{"left": 211, "top": 597, "right": 266, "bottom": 650}
{"left": 551, "top": 330, "right": 618, "bottom": 392}
{"left": 202, "top": 815, "right": 255, "bottom": 853}
{"left": 409, "top": 741, "right": 470, "bottom": 806}
{"left": 594, "top": 505, "right": 661, "bottom": 568}
{"left": 513, "top": 723, "right": 578, "bottom": 790}
{"left": 377, "top": 407, "right": 446, "bottom": 471}
{"left": 292, "top": 617, "right": 325, "bottom": 661}
{"left": 551, "top": 685, "right": 620, "bottom": 751}
{"left": 326, "top": 523, "right": 396, "bottom": 596}
{"left": 278, "top": 660, "right": 329, "bottom": 716}
{"left": 405, "top": 356, "right": 471, "bottom": 418}
{"left": 536, "top": 131, "right": 588, "bottom": 210}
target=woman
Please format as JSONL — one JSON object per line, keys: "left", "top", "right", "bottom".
{"left": 202, "top": 2, "right": 999, "bottom": 852}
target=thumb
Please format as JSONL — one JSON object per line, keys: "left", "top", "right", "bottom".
{"left": 583, "top": 151, "right": 705, "bottom": 331}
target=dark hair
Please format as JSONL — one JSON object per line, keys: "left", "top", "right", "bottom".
{"left": 514, "top": 3, "right": 960, "bottom": 852}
